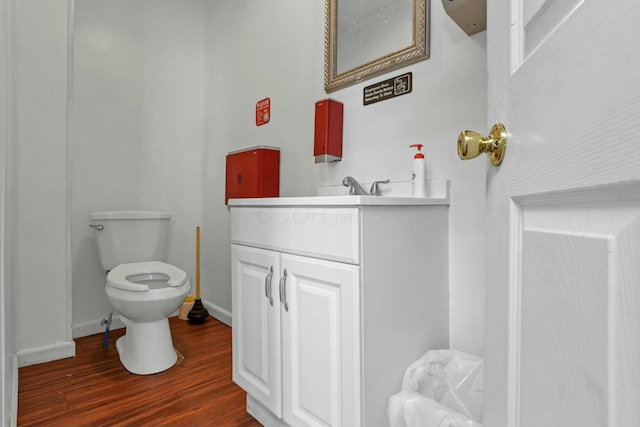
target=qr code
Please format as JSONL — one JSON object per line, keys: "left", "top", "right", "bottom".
{"left": 394, "top": 75, "right": 411, "bottom": 95}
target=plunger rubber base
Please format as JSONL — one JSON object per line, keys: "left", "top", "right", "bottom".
{"left": 187, "top": 298, "right": 209, "bottom": 324}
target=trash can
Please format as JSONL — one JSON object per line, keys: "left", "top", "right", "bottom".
{"left": 388, "top": 349, "right": 484, "bottom": 427}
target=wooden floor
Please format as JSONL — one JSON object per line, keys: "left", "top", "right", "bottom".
{"left": 18, "top": 316, "right": 262, "bottom": 427}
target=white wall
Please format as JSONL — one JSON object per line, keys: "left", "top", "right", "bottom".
{"left": 15, "top": 0, "right": 486, "bottom": 365}
{"left": 202, "top": 0, "right": 319, "bottom": 323}
{"left": 316, "top": 10, "right": 488, "bottom": 355}
{"left": 70, "top": 0, "right": 206, "bottom": 335}
{"left": 1, "top": 0, "right": 17, "bottom": 421}
{"left": 13, "top": 0, "right": 73, "bottom": 366}
{"left": 204, "top": 1, "right": 487, "bottom": 354}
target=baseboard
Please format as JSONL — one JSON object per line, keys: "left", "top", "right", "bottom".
{"left": 16, "top": 340, "right": 76, "bottom": 367}
{"left": 10, "top": 353, "right": 17, "bottom": 427}
{"left": 246, "top": 394, "right": 288, "bottom": 427}
{"left": 71, "top": 302, "right": 230, "bottom": 337}
{"left": 72, "top": 314, "right": 125, "bottom": 339}
{"left": 203, "top": 299, "right": 232, "bottom": 327}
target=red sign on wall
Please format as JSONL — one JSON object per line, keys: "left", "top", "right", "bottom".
{"left": 256, "top": 98, "right": 271, "bottom": 126}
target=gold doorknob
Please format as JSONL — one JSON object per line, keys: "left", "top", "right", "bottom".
{"left": 457, "top": 123, "right": 507, "bottom": 166}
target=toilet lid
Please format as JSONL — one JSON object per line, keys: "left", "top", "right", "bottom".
{"left": 107, "top": 261, "right": 188, "bottom": 292}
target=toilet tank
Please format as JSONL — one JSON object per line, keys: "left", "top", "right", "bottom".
{"left": 89, "top": 210, "right": 171, "bottom": 271}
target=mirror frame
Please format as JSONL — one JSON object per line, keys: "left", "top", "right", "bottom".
{"left": 324, "top": 0, "right": 430, "bottom": 93}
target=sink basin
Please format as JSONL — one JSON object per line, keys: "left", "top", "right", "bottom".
{"left": 227, "top": 180, "right": 449, "bottom": 207}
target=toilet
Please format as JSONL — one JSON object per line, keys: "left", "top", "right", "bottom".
{"left": 90, "top": 210, "right": 191, "bottom": 375}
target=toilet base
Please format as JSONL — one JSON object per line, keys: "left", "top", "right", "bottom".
{"left": 115, "top": 316, "right": 178, "bottom": 375}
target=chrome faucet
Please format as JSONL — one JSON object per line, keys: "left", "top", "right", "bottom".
{"left": 369, "top": 179, "right": 390, "bottom": 196}
{"left": 342, "top": 176, "right": 369, "bottom": 195}
{"left": 342, "top": 176, "right": 390, "bottom": 196}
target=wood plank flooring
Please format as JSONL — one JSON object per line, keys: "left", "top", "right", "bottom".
{"left": 18, "top": 316, "right": 262, "bottom": 427}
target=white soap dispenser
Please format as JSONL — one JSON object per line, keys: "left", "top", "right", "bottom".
{"left": 410, "top": 144, "right": 427, "bottom": 197}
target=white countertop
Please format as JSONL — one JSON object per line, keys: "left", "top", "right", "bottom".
{"left": 228, "top": 180, "right": 450, "bottom": 207}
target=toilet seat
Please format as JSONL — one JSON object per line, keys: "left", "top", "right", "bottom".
{"left": 107, "top": 261, "right": 187, "bottom": 292}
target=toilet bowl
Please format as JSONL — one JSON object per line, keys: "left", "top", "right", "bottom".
{"left": 106, "top": 261, "right": 191, "bottom": 375}
{"left": 90, "top": 210, "right": 193, "bottom": 375}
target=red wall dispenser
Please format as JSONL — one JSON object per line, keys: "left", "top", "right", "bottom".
{"left": 314, "top": 99, "right": 343, "bottom": 163}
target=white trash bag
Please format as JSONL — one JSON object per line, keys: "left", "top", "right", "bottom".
{"left": 388, "top": 349, "right": 484, "bottom": 427}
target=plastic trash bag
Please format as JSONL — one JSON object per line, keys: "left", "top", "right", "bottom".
{"left": 388, "top": 349, "right": 484, "bottom": 427}
{"left": 389, "top": 392, "right": 481, "bottom": 427}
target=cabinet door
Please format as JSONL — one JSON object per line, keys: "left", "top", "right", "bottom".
{"left": 280, "top": 254, "right": 361, "bottom": 427}
{"left": 231, "top": 244, "right": 282, "bottom": 417}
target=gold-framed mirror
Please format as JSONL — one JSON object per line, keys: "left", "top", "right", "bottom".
{"left": 324, "top": 0, "right": 430, "bottom": 93}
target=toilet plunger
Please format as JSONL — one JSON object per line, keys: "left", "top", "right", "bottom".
{"left": 188, "top": 226, "right": 209, "bottom": 324}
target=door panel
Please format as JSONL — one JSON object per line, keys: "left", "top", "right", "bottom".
{"left": 520, "top": 229, "right": 607, "bottom": 426}
{"left": 519, "top": 221, "right": 609, "bottom": 426}
{"left": 294, "top": 280, "right": 339, "bottom": 424}
{"left": 486, "top": 0, "right": 640, "bottom": 425}
{"left": 509, "top": 190, "right": 640, "bottom": 426}
{"left": 519, "top": 0, "right": 584, "bottom": 63}
{"left": 231, "top": 245, "right": 282, "bottom": 417}
{"left": 281, "top": 254, "right": 360, "bottom": 427}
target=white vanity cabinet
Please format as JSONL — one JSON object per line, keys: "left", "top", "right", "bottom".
{"left": 229, "top": 196, "right": 449, "bottom": 427}
{"left": 232, "top": 245, "right": 360, "bottom": 426}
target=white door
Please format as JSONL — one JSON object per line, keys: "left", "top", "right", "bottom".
{"left": 231, "top": 245, "right": 282, "bottom": 417}
{"left": 280, "top": 253, "right": 361, "bottom": 427}
{"left": 483, "top": 1, "right": 640, "bottom": 426}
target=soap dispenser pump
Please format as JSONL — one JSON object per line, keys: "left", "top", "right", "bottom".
{"left": 410, "top": 144, "right": 427, "bottom": 197}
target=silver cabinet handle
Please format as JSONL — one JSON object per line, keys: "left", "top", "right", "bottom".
{"left": 89, "top": 224, "right": 104, "bottom": 231}
{"left": 264, "top": 266, "right": 274, "bottom": 306}
{"left": 279, "top": 269, "right": 289, "bottom": 312}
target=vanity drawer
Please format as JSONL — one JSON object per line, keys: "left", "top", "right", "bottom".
{"left": 230, "top": 207, "right": 360, "bottom": 264}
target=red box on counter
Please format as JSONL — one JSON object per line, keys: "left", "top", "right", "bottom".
{"left": 225, "top": 146, "right": 280, "bottom": 204}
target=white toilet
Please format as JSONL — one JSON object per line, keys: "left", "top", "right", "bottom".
{"left": 89, "top": 210, "right": 191, "bottom": 375}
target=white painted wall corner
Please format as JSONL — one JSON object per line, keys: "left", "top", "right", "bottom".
{"left": 203, "top": 299, "right": 231, "bottom": 327}
{"left": 16, "top": 340, "right": 75, "bottom": 368}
